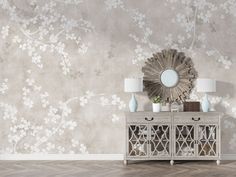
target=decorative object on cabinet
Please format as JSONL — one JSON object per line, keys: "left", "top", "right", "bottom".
{"left": 152, "top": 96, "right": 161, "bottom": 112}
{"left": 161, "top": 102, "right": 170, "bottom": 112}
{"left": 183, "top": 101, "right": 200, "bottom": 112}
{"left": 142, "top": 49, "right": 198, "bottom": 102}
{"left": 124, "top": 112, "right": 222, "bottom": 165}
{"left": 124, "top": 78, "right": 143, "bottom": 112}
{"left": 197, "top": 78, "right": 216, "bottom": 112}
{"left": 171, "top": 101, "right": 179, "bottom": 112}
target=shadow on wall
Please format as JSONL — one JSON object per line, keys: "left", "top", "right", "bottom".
{"left": 213, "top": 81, "right": 234, "bottom": 112}
{"left": 143, "top": 102, "right": 152, "bottom": 111}
{"left": 141, "top": 92, "right": 152, "bottom": 111}
{"left": 220, "top": 114, "right": 236, "bottom": 154}
{"left": 215, "top": 81, "right": 235, "bottom": 97}
{"left": 214, "top": 81, "right": 236, "bottom": 154}
{"left": 135, "top": 92, "right": 152, "bottom": 111}
{"left": 203, "top": 81, "right": 235, "bottom": 154}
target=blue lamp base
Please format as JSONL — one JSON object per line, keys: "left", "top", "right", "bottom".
{"left": 202, "top": 93, "right": 210, "bottom": 112}
{"left": 129, "top": 93, "right": 138, "bottom": 112}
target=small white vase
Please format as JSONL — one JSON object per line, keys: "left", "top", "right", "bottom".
{"left": 153, "top": 103, "right": 161, "bottom": 112}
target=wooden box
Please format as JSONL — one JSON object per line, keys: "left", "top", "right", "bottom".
{"left": 183, "top": 101, "right": 200, "bottom": 112}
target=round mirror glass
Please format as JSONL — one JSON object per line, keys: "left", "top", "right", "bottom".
{"left": 160, "top": 69, "right": 179, "bottom": 87}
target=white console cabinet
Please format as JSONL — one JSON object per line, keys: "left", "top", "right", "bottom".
{"left": 125, "top": 112, "right": 222, "bottom": 165}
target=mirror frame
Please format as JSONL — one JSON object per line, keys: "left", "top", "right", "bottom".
{"left": 142, "top": 49, "right": 198, "bottom": 102}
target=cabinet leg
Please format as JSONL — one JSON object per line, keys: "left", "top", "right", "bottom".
{"left": 170, "top": 160, "right": 174, "bottom": 166}
{"left": 124, "top": 160, "right": 128, "bottom": 165}
{"left": 216, "top": 160, "right": 220, "bottom": 165}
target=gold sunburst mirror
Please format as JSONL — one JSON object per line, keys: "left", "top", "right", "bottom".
{"left": 142, "top": 49, "right": 198, "bottom": 102}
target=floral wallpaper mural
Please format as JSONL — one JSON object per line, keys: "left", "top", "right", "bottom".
{"left": 0, "top": 0, "right": 236, "bottom": 155}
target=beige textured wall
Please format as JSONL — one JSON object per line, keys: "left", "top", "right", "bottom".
{"left": 0, "top": 0, "right": 236, "bottom": 154}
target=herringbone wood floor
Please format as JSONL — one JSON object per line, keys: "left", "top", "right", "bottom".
{"left": 0, "top": 160, "right": 236, "bottom": 177}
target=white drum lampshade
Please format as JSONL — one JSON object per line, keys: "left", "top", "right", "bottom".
{"left": 197, "top": 78, "right": 216, "bottom": 93}
{"left": 124, "top": 78, "right": 143, "bottom": 112}
{"left": 124, "top": 78, "right": 143, "bottom": 93}
{"left": 197, "top": 78, "right": 216, "bottom": 112}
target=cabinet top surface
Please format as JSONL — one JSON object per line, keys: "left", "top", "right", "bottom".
{"left": 125, "top": 111, "right": 223, "bottom": 116}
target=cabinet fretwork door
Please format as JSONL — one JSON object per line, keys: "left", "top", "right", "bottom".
{"left": 127, "top": 124, "right": 149, "bottom": 157}
{"left": 149, "top": 124, "right": 171, "bottom": 157}
{"left": 175, "top": 125, "right": 195, "bottom": 157}
{"left": 197, "top": 125, "right": 217, "bottom": 156}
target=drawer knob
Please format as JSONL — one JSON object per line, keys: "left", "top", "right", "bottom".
{"left": 192, "top": 117, "right": 200, "bottom": 121}
{"left": 145, "top": 117, "right": 154, "bottom": 121}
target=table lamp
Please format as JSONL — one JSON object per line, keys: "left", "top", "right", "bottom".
{"left": 124, "top": 78, "right": 143, "bottom": 112}
{"left": 197, "top": 78, "right": 216, "bottom": 112}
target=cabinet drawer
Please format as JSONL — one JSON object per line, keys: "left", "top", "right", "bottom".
{"left": 174, "top": 115, "right": 219, "bottom": 124}
{"left": 126, "top": 115, "right": 171, "bottom": 123}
